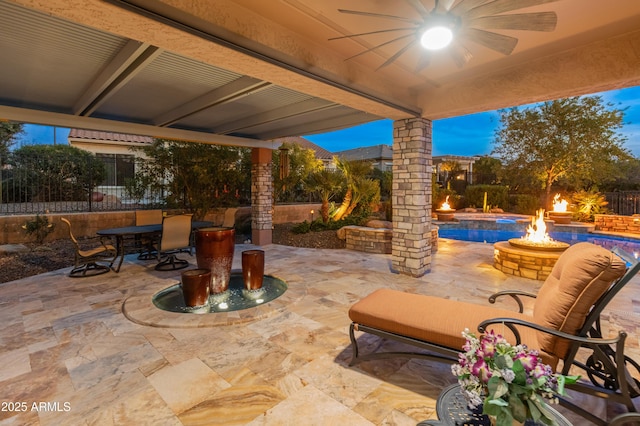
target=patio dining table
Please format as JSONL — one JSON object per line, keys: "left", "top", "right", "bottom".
{"left": 97, "top": 221, "right": 214, "bottom": 272}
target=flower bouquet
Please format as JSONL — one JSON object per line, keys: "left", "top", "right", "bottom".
{"left": 451, "top": 329, "right": 579, "bottom": 426}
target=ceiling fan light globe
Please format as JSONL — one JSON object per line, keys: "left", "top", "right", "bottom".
{"left": 421, "top": 26, "right": 453, "bottom": 50}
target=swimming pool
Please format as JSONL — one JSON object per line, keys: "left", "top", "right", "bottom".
{"left": 438, "top": 228, "right": 640, "bottom": 253}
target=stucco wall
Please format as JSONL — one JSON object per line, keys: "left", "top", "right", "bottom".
{"left": 0, "top": 204, "right": 322, "bottom": 244}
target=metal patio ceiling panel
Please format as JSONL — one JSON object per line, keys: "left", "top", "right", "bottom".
{"left": 0, "top": 1, "right": 127, "bottom": 112}
{"left": 0, "top": 0, "right": 384, "bottom": 144}
{"left": 173, "top": 85, "right": 318, "bottom": 131}
{"left": 92, "top": 51, "right": 244, "bottom": 123}
{"left": 231, "top": 105, "right": 378, "bottom": 140}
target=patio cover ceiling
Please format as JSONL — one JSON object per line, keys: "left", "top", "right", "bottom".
{"left": 1, "top": 0, "right": 639, "bottom": 149}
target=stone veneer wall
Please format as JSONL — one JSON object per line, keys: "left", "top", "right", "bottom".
{"left": 594, "top": 214, "right": 640, "bottom": 234}
{"left": 493, "top": 241, "right": 561, "bottom": 281}
{"left": 345, "top": 226, "right": 439, "bottom": 255}
{"left": 251, "top": 148, "right": 274, "bottom": 245}
{"left": 391, "top": 118, "right": 432, "bottom": 277}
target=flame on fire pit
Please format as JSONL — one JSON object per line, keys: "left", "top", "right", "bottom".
{"left": 440, "top": 196, "right": 453, "bottom": 211}
{"left": 508, "top": 209, "right": 569, "bottom": 251}
{"left": 552, "top": 194, "right": 568, "bottom": 212}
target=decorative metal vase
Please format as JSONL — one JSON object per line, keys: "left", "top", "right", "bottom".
{"left": 242, "top": 249, "right": 265, "bottom": 289}
{"left": 195, "top": 227, "right": 235, "bottom": 297}
{"left": 241, "top": 249, "right": 265, "bottom": 299}
{"left": 180, "top": 268, "right": 211, "bottom": 308}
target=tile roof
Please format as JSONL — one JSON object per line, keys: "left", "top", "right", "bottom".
{"left": 333, "top": 144, "right": 393, "bottom": 161}
{"left": 272, "top": 136, "right": 334, "bottom": 160}
{"left": 68, "top": 129, "right": 154, "bottom": 144}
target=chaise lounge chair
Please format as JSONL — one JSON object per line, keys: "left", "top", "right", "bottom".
{"left": 348, "top": 242, "right": 640, "bottom": 425}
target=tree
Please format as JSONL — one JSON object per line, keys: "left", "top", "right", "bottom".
{"left": 8, "top": 145, "right": 105, "bottom": 202}
{"left": 271, "top": 142, "right": 323, "bottom": 202}
{"left": 473, "top": 156, "right": 502, "bottom": 185}
{"left": 439, "top": 160, "right": 464, "bottom": 189}
{"left": 492, "top": 96, "right": 632, "bottom": 209}
{"left": 0, "top": 121, "right": 24, "bottom": 162}
{"left": 134, "top": 140, "right": 251, "bottom": 219}
{"left": 332, "top": 158, "right": 375, "bottom": 221}
{"left": 305, "top": 169, "right": 344, "bottom": 223}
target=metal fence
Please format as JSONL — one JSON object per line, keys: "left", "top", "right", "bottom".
{"left": 0, "top": 151, "right": 164, "bottom": 215}
{"left": 605, "top": 191, "right": 640, "bottom": 216}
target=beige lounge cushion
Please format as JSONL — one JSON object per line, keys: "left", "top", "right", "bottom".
{"left": 533, "top": 242, "right": 627, "bottom": 358}
{"left": 349, "top": 288, "right": 558, "bottom": 368}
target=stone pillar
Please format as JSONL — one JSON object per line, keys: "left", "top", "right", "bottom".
{"left": 251, "top": 148, "right": 273, "bottom": 245}
{"left": 391, "top": 118, "right": 432, "bottom": 277}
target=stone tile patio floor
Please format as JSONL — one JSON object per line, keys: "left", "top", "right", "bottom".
{"left": 1, "top": 239, "right": 639, "bottom": 425}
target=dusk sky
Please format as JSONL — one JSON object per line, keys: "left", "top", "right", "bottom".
{"left": 15, "top": 85, "right": 640, "bottom": 158}
{"left": 305, "top": 85, "right": 640, "bottom": 157}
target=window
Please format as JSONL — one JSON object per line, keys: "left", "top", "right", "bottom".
{"left": 96, "top": 154, "right": 135, "bottom": 186}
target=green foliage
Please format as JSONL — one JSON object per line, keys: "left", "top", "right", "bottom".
{"left": 571, "top": 189, "right": 609, "bottom": 222}
{"left": 272, "top": 142, "right": 323, "bottom": 203}
{"left": 291, "top": 220, "right": 311, "bottom": 234}
{"left": 370, "top": 169, "right": 392, "bottom": 200}
{"left": 332, "top": 158, "right": 377, "bottom": 221}
{"left": 22, "top": 214, "right": 55, "bottom": 244}
{"left": 508, "top": 194, "right": 540, "bottom": 215}
{"left": 464, "top": 185, "right": 509, "bottom": 211}
{"left": 493, "top": 96, "right": 632, "bottom": 208}
{"left": 133, "top": 140, "right": 251, "bottom": 220}
{"left": 0, "top": 121, "right": 24, "bottom": 162}
{"left": 305, "top": 169, "right": 344, "bottom": 223}
{"left": 7, "top": 145, "right": 106, "bottom": 202}
{"left": 473, "top": 156, "right": 502, "bottom": 185}
{"left": 291, "top": 213, "right": 368, "bottom": 235}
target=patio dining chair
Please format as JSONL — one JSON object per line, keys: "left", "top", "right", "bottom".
{"left": 153, "top": 214, "right": 193, "bottom": 271}
{"left": 348, "top": 242, "right": 640, "bottom": 425}
{"left": 61, "top": 217, "right": 117, "bottom": 277}
{"left": 135, "top": 209, "right": 163, "bottom": 259}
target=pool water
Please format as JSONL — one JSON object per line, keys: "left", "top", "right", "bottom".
{"left": 438, "top": 229, "right": 640, "bottom": 253}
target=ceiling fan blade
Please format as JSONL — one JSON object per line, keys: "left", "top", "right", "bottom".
{"left": 469, "top": 12, "right": 557, "bottom": 32}
{"left": 344, "top": 33, "right": 416, "bottom": 61}
{"left": 337, "top": 9, "right": 420, "bottom": 25}
{"left": 462, "top": 28, "right": 518, "bottom": 55}
{"left": 405, "top": 0, "right": 430, "bottom": 18}
{"left": 377, "top": 38, "right": 418, "bottom": 70}
{"left": 415, "top": 50, "right": 432, "bottom": 72}
{"left": 436, "top": 0, "right": 458, "bottom": 13}
{"left": 464, "top": 0, "right": 560, "bottom": 20}
{"left": 450, "top": 0, "right": 493, "bottom": 16}
{"left": 329, "top": 27, "right": 415, "bottom": 41}
{"left": 449, "top": 43, "right": 473, "bottom": 68}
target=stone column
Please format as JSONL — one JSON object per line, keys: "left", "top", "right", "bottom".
{"left": 251, "top": 148, "right": 273, "bottom": 245}
{"left": 391, "top": 118, "right": 432, "bottom": 277}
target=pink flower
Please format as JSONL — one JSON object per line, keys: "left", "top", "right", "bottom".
{"left": 480, "top": 339, "right": 496, "bottom": 357}
{"left": 472, "top": 358, "right": 492, "bottom": 383}
{"left": 516, "top": 352, "right": 538, "bottom": 372}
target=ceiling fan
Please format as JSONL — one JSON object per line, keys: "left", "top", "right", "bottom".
{"left": 330, "top": 0, "right": 558, "bottom": 71}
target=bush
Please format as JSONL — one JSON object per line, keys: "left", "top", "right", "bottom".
{"left": 464, "top": 185, "right": 509, "bottom": 211}
{"left": 509, "top": 194, "right": 540, "bottom": 215}
{"left": 22, "top": 214, "right": 55, "bottom": 244}
{"left": 291, "top": 213, "right": 369, "bottom": 234}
